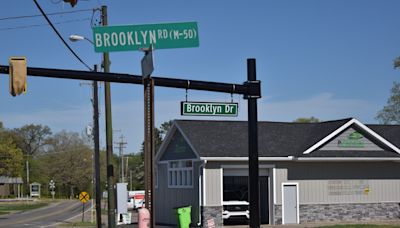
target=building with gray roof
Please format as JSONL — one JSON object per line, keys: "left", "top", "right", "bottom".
{"left": 155, "top": 118, "right": 400, "bottom": 226}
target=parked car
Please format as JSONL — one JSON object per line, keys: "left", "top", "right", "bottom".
{"left": 222, "top": 200, "right": 249, "bottom": 220}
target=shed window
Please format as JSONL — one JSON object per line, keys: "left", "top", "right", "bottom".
{"left": 168, "top": 160, "right": 193, "bottom": 188}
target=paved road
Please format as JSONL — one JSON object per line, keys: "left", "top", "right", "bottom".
{"left": 0, "top": 200, "right": 91, "bottom": 228}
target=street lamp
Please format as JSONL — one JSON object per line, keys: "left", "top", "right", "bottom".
{"left": 69, "top": 34, "right": 94, "bottom": 45}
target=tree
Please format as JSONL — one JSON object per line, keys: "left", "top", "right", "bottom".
{"left": 13, "top": 124, "right": 52, "bottom": 156}
{"left": 0, "top": 137, "right": 23, "bottom": 177}
{"left": 159, "top": 120, "right": 173, "bottom": 139}
{"left": 36, "top": 131, "right": 93, "bottom": 198}
{"left": 376, "top": 82, "right": 400, "bottom": 124}
{"left": 394, "top": 57, "right": 400, "bottom": 69}
{"left": 293, "top": 117, "right": 320, "bottom": 123}
{"left": 129, "top": 120, "right": 173, "bottom": 190}
{"left": 126, "top": 154, "right": 144, "bottom": 190}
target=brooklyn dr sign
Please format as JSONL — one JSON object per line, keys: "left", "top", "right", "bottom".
{"left": 181, "top": 102, "right": 238, "bottom": 117}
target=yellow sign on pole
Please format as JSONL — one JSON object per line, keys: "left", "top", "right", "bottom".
{"left": 79, "top": 191, "right": 90, "bottom": 203}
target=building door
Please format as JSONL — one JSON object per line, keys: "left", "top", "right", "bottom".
{"left": 282, "top": 183, "right": 298, "bottom": 224}
{"left": 223, "top": 168, "right": 270, "bottom": 224}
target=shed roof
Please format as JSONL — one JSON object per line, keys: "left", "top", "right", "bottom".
{"left": 0, "top": 176, "right": 23, "bottom": 184}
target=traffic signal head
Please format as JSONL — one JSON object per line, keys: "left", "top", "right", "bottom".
{"left": 9, "top": 57, "right": 27, "bottom": 97}
{"left": 63, "top": 0, "right": 78, "bottom": 7}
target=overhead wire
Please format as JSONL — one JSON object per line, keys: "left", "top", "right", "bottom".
{"left": 0, "top": 9, "right": 93, "bottom": 21}
{"left": 0, "top": 18, "right": 90, "bottom": 31}
{"left": 32, "top": 0, "right": 93, "bottom": 71}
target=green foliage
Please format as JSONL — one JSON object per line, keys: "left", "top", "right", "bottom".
{"left": 376, "top": 82, "right": 400, "bottom": 124}
{"left": 0, "top": 136, "right": 23, "bottom": 177}
{"left": 159, "top": 120, "right": 173, "bottom": 137}
{"left": 126, "top": 154, "right": 144, "bottom": 190}
{"left": 394, "top": 57, "right": 400, "bottom": 69}
{"left": 293, "top": 116, "right": 320, "bottom": 123}
{"left": 127, "top": 120, "right": 173, "bottom": 190}
{"left": 12, "top": 124, "right": 52, "bottom": 156}
{"left": 34, "top": 131, "right": 94, "bottom": 198}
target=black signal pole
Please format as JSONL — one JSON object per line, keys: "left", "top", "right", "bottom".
{"left": 0, "top": 59, "right": 261, "bottom": 227}
{"left": 246, "top": 58, "right": 261, "bottom": 227}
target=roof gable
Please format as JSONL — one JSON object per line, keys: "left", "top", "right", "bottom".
{"left": 156, "top": 123, "right": 199, "bottom": 161}
{"left": 319, "top": 127, "right": 383, "bottom": 151}
{"left": 303, "top": 118, "right": 400, "bottom": 155}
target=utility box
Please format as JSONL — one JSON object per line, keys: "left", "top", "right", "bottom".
{"left": 116, "top": 183, "right": 128, "bottom": 214}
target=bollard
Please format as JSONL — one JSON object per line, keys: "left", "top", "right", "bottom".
{"left": 138, "top": 208, "right": 150, "bottom": 228}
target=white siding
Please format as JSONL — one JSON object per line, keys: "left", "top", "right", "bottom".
{"left": 204, "top": 167, "right": 222, "bottom": 206}
{"left": 274, "top": 168, "right": 287, "bottom": 205}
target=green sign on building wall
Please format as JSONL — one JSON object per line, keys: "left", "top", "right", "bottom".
{"left": 338, "top": 132, "right": 365, "bottom": 148}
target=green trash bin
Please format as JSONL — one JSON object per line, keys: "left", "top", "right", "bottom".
{"left": 175, "top": 205, "right": 191, "bottom": 228}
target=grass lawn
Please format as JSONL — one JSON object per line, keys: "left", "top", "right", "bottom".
{"left": 60, "top": 222, "right": 96, "bottom": 227}
{"left": 0, "top": 202, "right": 48, "bottom": 215}
{"left": 320, "top": 225, "right": 400, "bottom": 228}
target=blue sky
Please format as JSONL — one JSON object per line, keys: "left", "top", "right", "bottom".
{"left": 1, "top": 0, "right": 399, "bottom": 154}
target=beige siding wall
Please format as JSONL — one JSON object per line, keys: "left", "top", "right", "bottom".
{"left": 204, "top": 165, "right": 222, "bottom": 206}
{"left": 274, "top": 162, "right": 400, "bottom": 205}
{"left": 274, "top": 168, "right": 287, "bottom": 205}
{"left": 299, "top": 179, "right": 400, "bottom": 204}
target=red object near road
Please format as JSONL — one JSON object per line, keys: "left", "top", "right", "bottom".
{"left": 138, "top": 208, "right": 150, "bottom": 228}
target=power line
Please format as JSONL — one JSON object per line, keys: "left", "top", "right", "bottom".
{"left": 0, "top": 8, "right": 94, "bottom": 21}
{"left": 32, "top": 0, "right": 92, "bottom": 71}
{"left": 0, "top": 18, "right": 90, "bottom": 31}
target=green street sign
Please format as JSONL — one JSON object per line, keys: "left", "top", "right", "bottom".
{"left": 181, "top": 102, "right": 238, "bottom": 117}
{"left": 92, "top": 22, "right": 199, "bottom": 52}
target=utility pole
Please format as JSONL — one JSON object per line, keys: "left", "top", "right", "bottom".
{"left": 26, "top": 159, "right": 29, "bottom": 197}
{"left": 114, "top": 135, "right": 127, "bottom": 183}
{"left": 142, "top": 47, "right": 155, "bottom": 228}
{"left": 125, "top": 157, "right": 129, "bottom": 184}
{"left": 92, "top": 65, "right": 102, "bottom": 228}
{"left": 101, "top": 5, "right": 116, "bottom": 228}
{"left": 130, "top": 170, "right": 133, "bottom": 191}
{"left": 79, "top": 65, "right": 102, "bottom": 228}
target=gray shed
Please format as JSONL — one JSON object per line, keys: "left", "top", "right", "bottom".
{"left": 0, "top": 176, "right": 23, "bottom": 198}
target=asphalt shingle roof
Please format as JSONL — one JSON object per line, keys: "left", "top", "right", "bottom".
{"left": 174, "top": 119, "right": 400, "bottom": 158}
